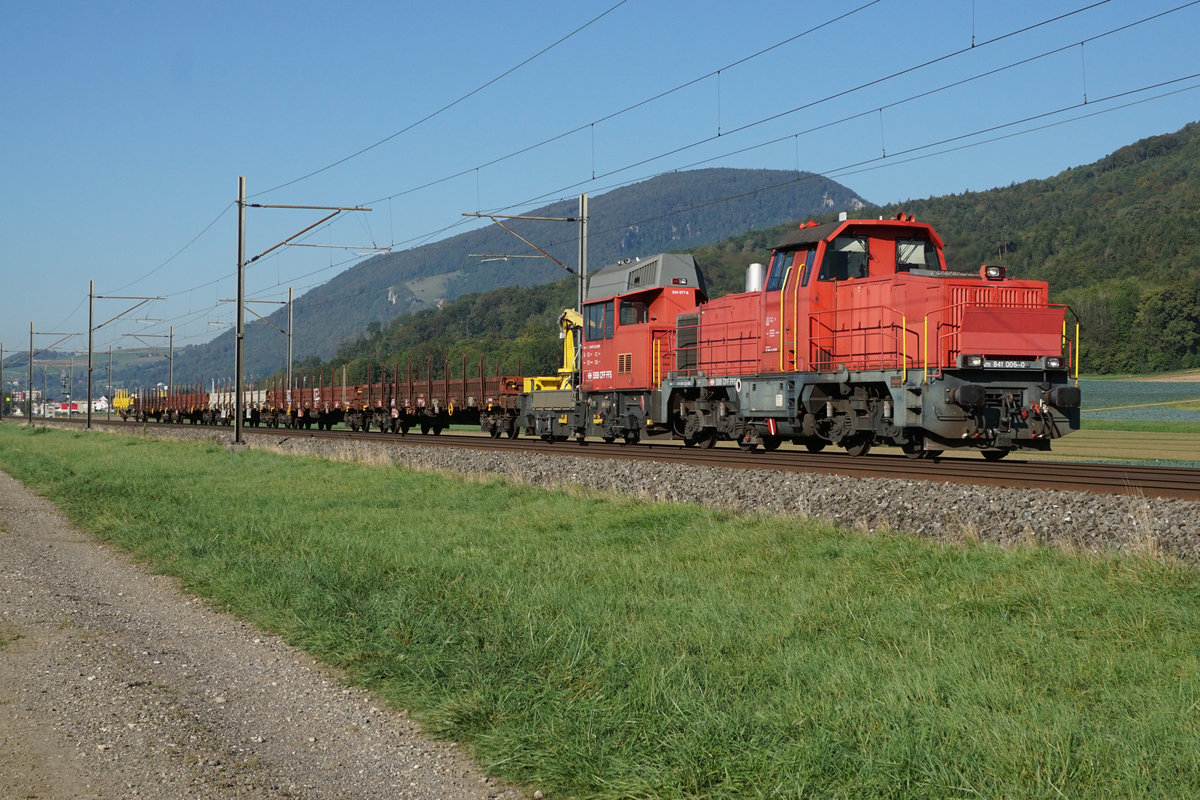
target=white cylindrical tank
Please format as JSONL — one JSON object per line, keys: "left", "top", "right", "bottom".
{"left": 745, "top": 262, "right": 765, "bottom": 292}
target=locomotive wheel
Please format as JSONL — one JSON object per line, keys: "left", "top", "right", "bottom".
{"left": 843, "top": 438, "right": 872, "bottom": 457}
{"left": 804, "top": 440, "right": 826, "bottom": 453}
{"left": 981, "top": 449, "right": 1010, "bottom": 461}
{"left": 761, "top": 435, "right": 782, "bottom": 451}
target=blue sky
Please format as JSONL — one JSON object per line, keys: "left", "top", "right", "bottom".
{"left": 2, "top": 0, "right": 1197, "bottom": 361}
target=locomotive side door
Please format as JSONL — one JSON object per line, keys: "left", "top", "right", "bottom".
{"left": 809, "top": 235, "right": 868, "bottom": 371}
{"left": 761, "top": 248, "right": 815, "bottom": 373}
{"left": 761, "top": 249, "right": 793, "bottom": 372}
{"left": 613, "top": 295, "right": 652, "bottom": 389}
{"left": 581, "top": 299, "right": 616, "bottom": 390}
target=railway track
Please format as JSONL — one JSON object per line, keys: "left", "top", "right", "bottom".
{"left": 53, "top": 418, "right": 1200, "bottom": 501}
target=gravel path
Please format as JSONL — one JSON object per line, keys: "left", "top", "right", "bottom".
{"left": 0, "top": 469, "right": 522, "bottom": 800}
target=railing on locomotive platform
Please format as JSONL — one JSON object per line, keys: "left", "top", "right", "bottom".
{"left": 651, "top": 330, "right": 677, "bottom": 387}
{"left": 927, "top": 301, "right": 1080, "bottom": 381}
{"left": 668, "top": 298, "right": 1079, "bottom": 382}
{"left": 806, "top": 305, "right": 910, "bottom": 374}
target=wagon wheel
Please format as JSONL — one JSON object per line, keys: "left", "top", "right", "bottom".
{"left": 843, "top": 437, "right": 872, "bottom": 457}
{"left": 420, "top": 422, "right": 430, "bottom": 435}
{"left": 804, "top": 440, "right": 826, "bottom": 453}
{"left": 738, "top": 439, "right": 758, "bottom": 453}
{"left": 901, "top": 441, "right": 925, "bottom": 459}
{"left": 489, "top": 426, "right": 501, "bottom": 439}
{"left": 602, "top": 436, "right": 616, "bottom": 444}
{"left": 981, "top": 449, "right": 1009, "bottom": 461}
{"left": 697, "top": 431, "right": 718, "bottom": 449}
{"left": 507, "top": 426, "right": 520, "bottom": 440}
{"left": 761, "top": 435, "right": 782, "bottom": 451}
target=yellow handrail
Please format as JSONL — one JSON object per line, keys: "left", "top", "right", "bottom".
{"left": 923, "top": 316, "right": 929, "bottom": 385}
{"left": 653, "top": 337, "right": 661, "bottom": 385}
{"left": 778, "top": 264, "right": 789, "bottom": 373}
{"left": 792, "top": 258, "right": 803, "bottom": 371}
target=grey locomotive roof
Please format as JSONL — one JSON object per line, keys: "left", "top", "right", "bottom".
{"left": 774, "top": 221, "right": 841, "bottom": 250}
{"left": 584, "top": 253, "right": 706, "bottom": 302}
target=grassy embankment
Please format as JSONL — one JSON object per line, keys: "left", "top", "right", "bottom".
{"left": 0, "top": 423, "right": 1198, "bottom": 799}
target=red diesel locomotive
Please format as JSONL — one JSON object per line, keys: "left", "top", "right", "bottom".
{"left": 506, "top": 213, "right": 1080, "bottom": 458}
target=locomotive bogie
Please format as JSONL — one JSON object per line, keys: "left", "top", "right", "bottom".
{"left": 513, "top": 388, "right": 660, "bottom": 445}
{"left": 480, "top": 410, "right": 520, "bottom": 439}
{"left": 921, "top": 367, "right": 1080, "bottom": 452}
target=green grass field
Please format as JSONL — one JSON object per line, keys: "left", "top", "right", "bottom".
{"left": 1, "top": 423, "right": 1198, "bottom": 799}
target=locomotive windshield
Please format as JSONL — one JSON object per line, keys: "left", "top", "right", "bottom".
{"left": 619, "top": 299, "right": 649, "bottom": 325}
{"left": 896, "top": 239, "right": 940, "bottom": 271}
{"left": 818, "top": 236, "right": 868, "bottom": 281}
{"left": 585, "top": 301, "right": 614, "bottom": 341}
{"left": 764, "top": 251, "right": 794, "bottom": 291}
{"left": 765, "top": 249, "right": 815, "bottom": 291}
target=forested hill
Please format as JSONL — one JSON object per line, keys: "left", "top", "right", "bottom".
{"left": 326, "top": 121, "right": 1200, "bottom": 380}
{"left": 165, "top": 168, "right": 865, "bottom": 383}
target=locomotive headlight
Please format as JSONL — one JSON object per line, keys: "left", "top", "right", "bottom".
{"left": 963, "top": 354, "right": 984, "bottom": 368}
{"left": 1045, "top": 356, "right": 1063, "bottom": 369}
{"left": 980, "top": 265, "right": 1006, "bottom": 280}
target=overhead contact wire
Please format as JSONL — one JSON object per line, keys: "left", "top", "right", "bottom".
{"left": 249, "top": 0, "right": 632, "bottom": 200}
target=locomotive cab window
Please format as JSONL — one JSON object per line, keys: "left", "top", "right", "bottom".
{"left": 798, "top": 249, "right": 817, "bottom": 286}
{"left": 764, "top": 251, "right": 795, "bottom": 292}
{"left": 619, "top": 299, "right": 649, "bottom": 325}
{"left": 896, "top": 239, "right": 939, "bottom": 272}
{"left": 818, "top": 236, "right": 868, "bottom": 281}
{"left": 585, "top": 301, "right": 614, "bottom": 341}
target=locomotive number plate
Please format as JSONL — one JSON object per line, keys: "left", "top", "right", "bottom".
{"left": 984, "top": 360, "right": 1030, "bottom": 369}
